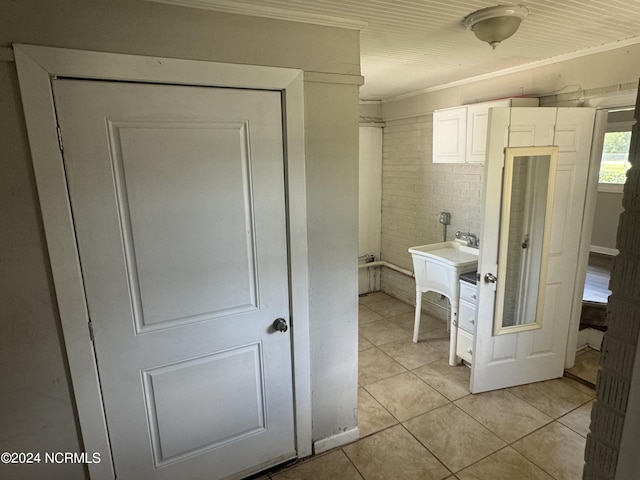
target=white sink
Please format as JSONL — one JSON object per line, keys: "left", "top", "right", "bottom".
{"left": 408, "top": 240, "right": 479, "bottom": 362}
{"left": 408, "top": 240, "right": 478, "bottom": 268}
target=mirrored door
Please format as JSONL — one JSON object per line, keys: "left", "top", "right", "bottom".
{"left": 471, "top": 107, "right": 596, "bottom": 393}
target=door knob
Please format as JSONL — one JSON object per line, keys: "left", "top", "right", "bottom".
{"left": 272, "top": 318, "right": 288, "bottom": 333}
{"left": 484, "top": 273, "right": 497, "bottom": 284}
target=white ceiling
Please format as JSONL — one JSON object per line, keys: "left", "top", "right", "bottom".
{"left": 155, "top": 0, "right": 640, "bottom": 101}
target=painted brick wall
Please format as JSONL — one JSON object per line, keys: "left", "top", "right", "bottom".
{"left": 380, "top": 114, "right": 484, "bottom": 320}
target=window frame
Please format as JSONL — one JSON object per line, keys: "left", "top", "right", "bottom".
{"left": 598, "top": 118, "right": 634, "bottom": 193}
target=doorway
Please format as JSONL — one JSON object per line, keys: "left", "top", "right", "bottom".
{"left": 567, "top": 106, "right": 634, "bottom": 387}
{"left": 14, "top": 44, "right": 312, "bottom": 479}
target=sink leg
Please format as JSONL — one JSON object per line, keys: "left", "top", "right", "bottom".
{"left": 412, "top": 289, "right": 422, "bottom": 343}
{"left": 449, "top": 304, "right": 459, "bottom": 366}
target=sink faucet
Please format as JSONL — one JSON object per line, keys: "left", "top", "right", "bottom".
{"left": 455, "top": 231, "right": 480, "bottom": 248}
{"left": 466, "top": 233, "right": 479, "bottom": 248}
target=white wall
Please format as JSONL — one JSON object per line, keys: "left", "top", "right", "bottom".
{"left": 359, "top": 127, "right": 383, "bottom": 258}
{"left": 304, "top": 80, "right": 360, "bottom": 444}
{"left": 380, "top": 114, "right": 484, "bottom": 319}
{"left": 358, "top": 126, "right": 383, "bottom": 294}
{"left": 592, "top": 192, "right": 624, "bottom": 251}
{"left": 0, "top": 1, "right": 360, "bottom": 478}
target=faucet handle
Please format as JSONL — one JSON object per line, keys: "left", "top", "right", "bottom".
{"left": 466, "top": 233, "right": 479, "bottom": 248}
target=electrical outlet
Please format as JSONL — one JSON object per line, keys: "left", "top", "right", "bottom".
{"left": 439, "top": 212, "right": 451, "bottom": 225}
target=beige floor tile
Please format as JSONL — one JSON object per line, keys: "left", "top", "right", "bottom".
{"left": 364, "top": 297, "right": 414, "bottom": 318}
{"left": 566, "top": 349, "right": 600, "bottom": 386}
{"left": 272, "top": 450, "right": 363, "bottom": 479}
{"left": 508, "top": 378, "right": 593, "bottom": 418}
{"left": 417, "top": 325, "right": 452, "bottom": 354}
{"left": 359, "top": 305, "right": 385, "bottom": 325}
{"left": 378, "top": 337, "right": 445, "bottom": 370}
{"left": 359, "top": 319, "right": 411, "bottom": 346}
{"left": 456, "top": 447, "right": 553, "bottom": 480}
{"left": 512, "top": 422, "right": 587, "bottom": 480}
{"left": 364, "top": 371, "right": 449, "bottom": 422}
{"left": 343, "top": 425, "right": 451, "bottom": 480}
{"left": 359, "top": 292, "right": 392, "bottom": 306}
{"left": 455, "top": 390, "right": 552, "bottom": 443}
{"left": 561, "top": 376, "right": 597, "bottom": 398}
{"left": 388, "top": 311, "right": 446, "bottom": 333}
{"left": 358, "top": 348, "right": 406, "bottom": 386}
{"left": 413, "top": 359, "right": 471, "bottom": 401}
{"left": 558, "top": 400, "right": 594, "bottom": 438}
{"left": 358, "top": 335, "right": 375, "bottom": 352}
{"left": 404, "top": 404, "right": 506, "bottom": 473}
{"left": 357, "top": 387, "right": 398, "bottom": 437}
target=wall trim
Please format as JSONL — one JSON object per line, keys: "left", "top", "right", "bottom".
{"left": 576, "top": 328, "right": 604, "bottom": 351}
{"left": 13, "top": 43, "right": 312, "bottom": 478}
{"left": 304, "top": 71, "right": 364, "bottom": 86}
{"left": 313, "top": 427, "right": 360, "bottom": 455}
{"left": 146, "top": 0, "right": 367, "bottom": 30}
{"left": 590, "top": 245, "right": 620, "bottom": 256}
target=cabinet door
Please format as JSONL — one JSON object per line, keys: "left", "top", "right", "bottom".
{"left": 456, "top": 329, "right": 474, "bottom": 363}
{"left": 433, "top": 106, "right": 467, "bottom": 163}
{"left": 466, "top": 100, "right": 506, "bottom": 163}
{"left": 458, "top": 299, "right": 476, "bottom": 334}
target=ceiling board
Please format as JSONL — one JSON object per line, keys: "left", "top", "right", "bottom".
{"left": 150, "top": 0, "right": 640, "bottom": 100}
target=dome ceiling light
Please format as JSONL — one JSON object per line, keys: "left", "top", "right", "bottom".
{"left": 464, "top": 4, "right": 529, "bottom": 50}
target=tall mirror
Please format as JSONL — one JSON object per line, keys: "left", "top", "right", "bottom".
{"left": 494, "top": 146, "right": 558, "bottom": 335}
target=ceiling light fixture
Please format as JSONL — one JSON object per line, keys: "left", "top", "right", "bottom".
{"left": 464, "top": 4, "right": 529, "bottom": 50}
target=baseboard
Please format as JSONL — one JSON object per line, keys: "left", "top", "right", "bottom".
{"left": 313, "top": 427, "right": 360, "bottom": 454}
{"left": 577, "top": 327, "right": 604, "bottom": 351}
{"left": 589, "top": 245, "right": 619, "bottom": 256}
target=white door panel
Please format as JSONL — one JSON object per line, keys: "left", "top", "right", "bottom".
{"left": 509, "top": 108, "right": 556, "bottom": 147}
{"left": 52, "top": 79, "right": 295, "bottom": 479}
{"left": 472, "top": 107, "right": 595, "bottom": 393}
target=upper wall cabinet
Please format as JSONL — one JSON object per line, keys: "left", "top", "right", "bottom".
{"left": 433, "top": 98, "right": 539, "bottom": 164}
{"left": 433, "top": 106, "right": 468, "bottom": 163}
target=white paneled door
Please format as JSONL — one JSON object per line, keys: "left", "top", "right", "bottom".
{"left": 472, "top": 107, "right": 596, "bottom": 393}
{"left": 52, "top": 79, "right": 295, "bottom": 479}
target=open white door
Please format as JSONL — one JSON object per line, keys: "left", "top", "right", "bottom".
{"left": 471, "top": 107, "right": 596, "bottom": 393}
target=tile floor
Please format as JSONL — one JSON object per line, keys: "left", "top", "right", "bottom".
{"left": 260, "top": 292, "right": 595, "bottom": 480}
{"left": 566, "top": 346, "right": 601, "bottom": 388}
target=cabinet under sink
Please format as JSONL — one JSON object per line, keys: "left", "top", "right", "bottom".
{"left": 457, "top": 277, "right": 478, "bottom": 364}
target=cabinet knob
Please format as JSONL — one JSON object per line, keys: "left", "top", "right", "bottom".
{"left": 467, "top": 348, "right": 473, "bottom": 355}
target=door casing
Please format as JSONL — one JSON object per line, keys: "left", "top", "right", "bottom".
{"left": 14, "top": 44, "right": 312, "bottom": 479}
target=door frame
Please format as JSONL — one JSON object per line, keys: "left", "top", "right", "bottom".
{"left": 14, "top": 44, "right": 312, "bottom": 479}
{"left": 565, "top": 91, "right": 638, "bottom": 369}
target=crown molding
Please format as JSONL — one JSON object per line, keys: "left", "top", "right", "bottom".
{"left": 382, "top": 36, "right": 640, "bottom": 104}
{"left": 146, "top": 0, "right": 367, "bottom": 30}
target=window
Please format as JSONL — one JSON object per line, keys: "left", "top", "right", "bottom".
{"left": 598, "top": 108, "right": 634, "bottom": 193}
